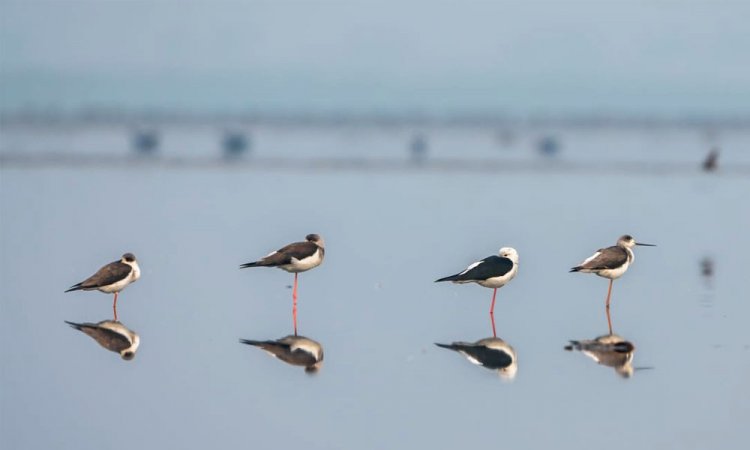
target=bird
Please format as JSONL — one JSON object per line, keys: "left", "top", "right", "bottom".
{"left": 565, "top": 334, "right": 639, "bottom": 378}
{"left": 65, "top": 253, "right": 141, "bottom": 321}
{"left": 570, "top": 235, "right": 654, "bottom": 327}
{"left": 65, "top": 320, "right": 140, "bottom": 360}
{"left": 435, "top": 337, "right": 517, "bottom": 380}
{"left": 240, "top": 234, "right": 325, "bottom": 336}
{"left": 239, "top": 335, "right": 323, "bottom": 373}
{"left": 435, "top": 247, "right": 519, "bottom": 337}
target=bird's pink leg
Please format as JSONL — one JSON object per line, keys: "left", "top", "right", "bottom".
{"left": 292, "top": 273, "right": 298, "bottom": 336}
{"left": 489, "top": 288, "right": 498, "bottom": 338}
{"left": 605, "top": 279, "right": 613, "bottom": 334}
{"left": 113, "top": 292, "right": 119, "bottom": 322}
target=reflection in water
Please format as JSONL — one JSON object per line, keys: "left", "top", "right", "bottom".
{"left": 565, "top": 334, "right": 639, "bottom": 378}
{"left": 435, "top": 337, "right": 518, "bottom": 380}
{"left": 702, "top": 147, "right": 719, "bottom": 172}
{"left": 65, "top": 320, "right": 140, "bottom": 360}
{"left": 239, "top": 335, "right": 324, "bottom": 374}
{"left": 701, "top": 256, "right": 715, "bottom": 280}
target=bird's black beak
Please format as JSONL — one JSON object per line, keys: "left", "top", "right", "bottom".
{"left": 636, "top": 242, "right": 656, "bottom": 247}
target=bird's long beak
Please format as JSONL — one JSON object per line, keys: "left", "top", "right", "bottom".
{"left": 633, "top": 366, "right": 654, "bottom": 372}
{"left": 636, "top": 242, "right": 656, "bottom": 247}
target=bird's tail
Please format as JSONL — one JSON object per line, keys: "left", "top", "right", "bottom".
{"left": 64, "top": 283, "right": 84, "bottom": 293}
{"left": 239, "top": 261, "right": 262, "bottom": 269}
{"left": 434, "top": 274, "right": 460, "bottom": 283}
{"left": 569, "top": 267, "right": 582, "bottom": 273}
{"left": 434, "top": 342, "right": 456, "bottom": 350}
{"left": 564, "top": 340, "right": 581, "bottom": 351}
{"left": 239, "top": 338, "right": 267, "bottom": 347}
{"left": 64, "top": 320, "right": 84, "bottom": 330}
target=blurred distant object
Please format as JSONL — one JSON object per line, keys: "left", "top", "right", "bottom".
{"left": 700, "top": 257, "right": 714, "bottom": 279}
{"left": 131, "top": 129, "right": 160, "bottom": 155}
{"left": 409, "top": 132, "right": 428, "bottom": 164}
{"left": 222, "top": 130, "right": 251, "bottom": 159}
{"left": 495, "top": 128, "right": 516, "bottom": 148}
{"left": 702, "top": 147, "right": 719, "bottom": 172}
{"left": 536, "top": 135, "right": 561, "bottom": 157}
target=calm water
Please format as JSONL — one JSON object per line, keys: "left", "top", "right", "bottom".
{"left": 1, "top": 125, "right": 749, "bottom": 449}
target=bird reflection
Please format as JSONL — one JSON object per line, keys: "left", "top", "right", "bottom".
{"left": 239, "top": 335, "right": 323, "bottom": 374}
{"left": 65, "top": 320, "right": 140, "bottom": 360}
{"left": 700, "top": 256, "right": 715, "bottom": 280}
{"left": 702, "top": 147, "right": 719, "bottom": 172}
{"left": 565, "top": 334, "right": 635, "bottom": 378}
{"left": 565, "top": 308, "right": 649, "bottom": 378}
{"left": 435, "top": 337, "right": 518, "bottom": 380}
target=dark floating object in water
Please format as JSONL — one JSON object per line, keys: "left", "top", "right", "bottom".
{"left": 565, "top": 334, "right": 651, "bottom": 378}
{"left": 65, "top": 320, "right": 140, "bottom": 360}
{"left": 537, "top": 135, "right": 561, "bottom": 156}
{"left": 435, "top": 337, "right": 517, "bottom": 380}
{"left": 409, "top": 133, "right": 428, "bottom": 163}
{"left": 702, "top": 147, "right": 719, "bottom": 172}
{"left": 132, "top": 129, "right": 159, "bottom": 155}
{"left": 222, "top": 130, "right": 251, "bottom": 158}
{"left": 239, "top": 335, "right": 324, "bottom": 374}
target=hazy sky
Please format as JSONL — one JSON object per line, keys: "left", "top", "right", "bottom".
{"left": 1, "top": 0, "right": 749, "bottom": 114}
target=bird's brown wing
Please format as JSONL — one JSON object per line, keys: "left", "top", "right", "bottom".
{"left": 259, "top": 241, "right": 319, "bottom": 266}
{"left": 79, "top": 261, "right": 132, "bottom": 288}
{"left": 70, "top": 322, "right": 131, "bottom": 352}
{"left": 579, "top": 246, "right": 628, "bottom": 270}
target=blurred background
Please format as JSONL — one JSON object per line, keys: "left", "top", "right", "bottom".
{"left": 1, "top": 1, "right": 749, "bottom": 450}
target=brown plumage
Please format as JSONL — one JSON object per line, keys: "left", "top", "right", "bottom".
{"left": 240, "top": 335, "right": 323, "bottom": 373}
{"left": 65, "top": 320, "right": 140, "bottom": 360}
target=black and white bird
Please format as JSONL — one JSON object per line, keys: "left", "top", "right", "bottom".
{"left": 565, "top": 334, "right": 641, "bottom": 378}
{"left": 570, "top": 235, "right": 654, "bottom": 312}
{"left": 65, "top": 320, "right": 140, "bottom": 360}
{"left": 65, "top": 253, "right": 141, "bottom": 321}
{"left": 240, "top": 234, "right": 325, "bottom": 336}
{"left": 435, "top": 247, "right": 519, "bottom": 336}
{"left": 435, "top": 337, "right": 517, "bottom": 380}
{"left": 239, "top": 335, "right": 324, "bottom": 373}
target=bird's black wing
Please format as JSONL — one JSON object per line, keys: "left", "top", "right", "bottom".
{"left": 453, "top": 255, "right": 514, "bottom": 281}
{"left": 435, "top": 342, "right": 513, "bottom": 369}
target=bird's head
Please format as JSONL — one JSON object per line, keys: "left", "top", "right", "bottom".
{"left": 498, "top": 247, "right": 519, "bottom": 264}
{"left": 122, "top": 253, "right": 137, "bottom": 263}
{"left": 306, "top": 234, "right": 324, "bottom": 248}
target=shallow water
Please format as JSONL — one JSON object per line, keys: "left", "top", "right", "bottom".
{"left": 1, "top": 125, "right": 749, "bottom": 449}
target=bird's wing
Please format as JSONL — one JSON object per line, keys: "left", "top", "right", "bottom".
{"left": 78, "top": 324, "right": 131, "bottom": 352}
{"left": 252, "top": 241, "right": 319, "bottom": 267}
{"left": 577, "top": 246, "right": 628, "bottom": 270}
{"left": 452, "top": 343, "right": 513, "bottom": 369}
{"left": 275, "top": 241, "right": 320, "bottom": 261}
{"left": 79, "top": 261, "right": 132, "bottom": 288}
{"left": 454, "top": 256, "right": 514, "bottom": 281}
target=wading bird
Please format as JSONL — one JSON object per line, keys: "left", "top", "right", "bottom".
{"left": 240, "top": 234, "right": 325, "bottom": 335}
{"left": 65, "top": 253, "right": 140, "bottom": 321}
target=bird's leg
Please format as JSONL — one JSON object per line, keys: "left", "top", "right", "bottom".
{"left": 113, "top": 292, "right": 119, "bottom": 322}
{"left": 292, "top": 273, "right": 298, "bottom": 336}
{"left": 490, "top": 288, "right": 498, "bottom": 338}
{"left": 605, "top": 279, "right": 613, "bottom": 334}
